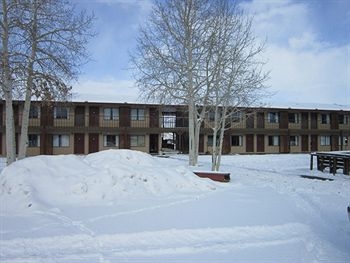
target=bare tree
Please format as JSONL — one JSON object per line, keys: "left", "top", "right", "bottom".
{"left": 1, "top": 0, "right": 94, "bottom": 162}
{"left": 131, "top": 0, "right": 219, "bottom": 166}
{"left": 205, "top": 1, "right": 269, "bottom": 171}
{"left": 1, "top": 0, "right": 18, "bottom": 164}
{"left": 131, "top": 0, "right": 268, "bottom": 167}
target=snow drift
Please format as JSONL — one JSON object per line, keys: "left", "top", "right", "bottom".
{"left": 0, "top": 150, "right": 216, "bottom": 211}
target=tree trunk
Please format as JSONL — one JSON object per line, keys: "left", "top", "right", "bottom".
{"left": 18, "top": 88, "right": 32, "bottom": 159}
{"left": 188, "top": 101, "right": 196, "bottom": 166}
{"left": 4, "top": 92, "right": 16, "bottom": 165}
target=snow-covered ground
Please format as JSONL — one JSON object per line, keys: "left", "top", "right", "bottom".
{"left": 0, "top": 150, "right": 349, "bottom": 262}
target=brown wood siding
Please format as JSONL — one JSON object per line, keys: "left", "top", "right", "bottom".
{"left": 246, "top": 113, "right": 254, "bottom": 129}
{"left": 176, "top": 111, "right": 188, "bottom": 127}
{"left": 279, "top": 111, "right": 288, "bottom": 129}
{"left": 119, "top": 133, "right": 130, "bottom": 149}
{"left": 279, "top": 135, "right": 289, "bottom": 153}
{"left": 301, "top": 135, "right": 309, "bottom": 152}
{"left": 119, "top": 107, "right": 130, "bottom": 127}
{"left": 330, "top": 113, "right": 339, "bottom": 129}
{"left": 88, "top": 133, "right": 99, "bottom": 153}
{"left": 0, "top": 133, "right": 2, "bottom": 154}
{"left": 311, "top": 135, "right": 318, "bottom": 151}
{"left": 257, "top": 112, "right": 264, "bottom": 129}
{"left": 89, "top": 107, "right": 99, "bottom": 127}
{"left": 41, "top": 105, "right": 53, "bottom": 126}
{"left": 301, "top": 112, "right": 309, "bottom": 129}
{"left": 40, "top": 133, "right": 53, "bottom": 155}
{"left": 222, "top": 133, "right": 231, "bottom": 154}
{"left": 257, "top": 134, "right": 265, "bottom": 152}
{"left": 331, "top": 135, "right": 339, "bottom": 151}
{"left": 311, "top": 113, "right": 318, "bottom": 129}
{"left": 74, "top": 133, "right": 85, "bottom": 154}
{"left": 74, "top": 106, "right": 85, "bottom": 127}
{"left": 199, "top": 134, "right": 204, "bottom": 153}
{"left": 246, "top": 134, "right": 254, "bottom": 152}
{"left": 0, "top": 104, "right": 3, "bottom": 126}
{"left": 149, "top": 107, "right": 159, "bottom": 128}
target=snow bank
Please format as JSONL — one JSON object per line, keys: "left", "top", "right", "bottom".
{"left": 0, "top": 150, "right": 216, "bottom": 211}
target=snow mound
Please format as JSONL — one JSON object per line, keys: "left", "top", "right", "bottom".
{"left": 0, "top": 150, "right": 216, "bottom": 211}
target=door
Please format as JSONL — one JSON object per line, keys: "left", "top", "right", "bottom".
{"left": 301, "top": 135, "right": 309, "bottom": 152}
{"left": 257, "top": 112, "right": 264, "bottom": 129}
{"left": 246, "top": 113, "right": 254, "bottom": 129}
{"left": 149, "top": 134, "right": 159, "bottom": 154}
{"left": 89, "top": 133, "right": 99, "bottom": 153}
{"left": 246, "top": 134, "right": 254, "bottom": 152}
{"left": 279, "top": 135, "right": 289, "bottom": 153}
{"left": 257, "top": 134, "right": 265, "bottom": 152}
{"left": 311, "top": 113, "right": 318, "bottom": 129}
{"left": 74, "top": 133, "right": 85, "bottom": 154}
{"left": 279, "top": 111, "right": 288, "bottom": 129}
{"left": 311, "top": 135, "right": 318, "bottom": 152}
{"left": 89, "top": 107, "right": 99, "bottom": 127}
{"left": 301, "top": 112, "right": 309, "bottom": 129}
{"left": 119, "top": 107, "right": 131, "bottom": 127}
{"left": 75, "top": 106, "right": 85, "bottom": 127}
{"left": 222, "top": 133, "right": 231, "bottom": 154}
{"left": 199, "top": 134, "right": 204, "bottom": 153}
{"left": 40, "top": 133, "right": 53, "bottom": 155}
{"left": 149, "top": 108, "right": 159, "bottom": 128}
{"left": 331, "top": 135, "right": 339, "bottom": 151}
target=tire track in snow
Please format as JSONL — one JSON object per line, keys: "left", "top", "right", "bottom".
{"left": 0, "top": 223, "right": 328, "bottom": 261}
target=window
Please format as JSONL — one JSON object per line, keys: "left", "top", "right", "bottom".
{"left": 320, "top": 135, "right": 331, "bottom": 146}
{"left": 268, "top": 135, "right": 279, "bottom": 146}
{"left": 130, "top": 135, "right": 145, "bottom": 147}
{"left": 28, "top": 134, "right": 40, "bottom": 147}
{"left": 289, "top": 136, "right": 299, "bottom": 146}
{"left": 321, "top": 114, "right": 330, "bottom": 124}
{"left": 131, "top": 108, "right": 145, "bottom": 121}
{"left": 54, "top": 107, "right": 69, "bottom": 119}
{"left": 207, "top": 135, "right": 213, "bottom": 146}
{"left": 53, "top": 134, "right": 70, "bottom": 147}
{"left": 339, "top": 114, "right": 349, "bottom": 125}
{"left": 103, "top": 135, "right": 119, "bottom": 147}
{"left": 103, "top": 108, "right": 119, "bottom": 120}
{"left": 339, "top": 136, "right": 349, "bottom": 146}
{"left": 288, "top": 113, "right": 299, "bottom": 123}
{"left": 232, "top": 112, "right": 243, "bottom": 122}
{"left": 231, "top": 135, "right": 242, "bottom": 146}
{"left": 29, "top": 105, "right": 40, "bottom": 119}
{"left": 268, "top": 112, "right": 279, "bottom": 123}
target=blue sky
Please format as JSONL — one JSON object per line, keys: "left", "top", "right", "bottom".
{"left": 72, "top": 0, "right": 350, "bottom": 107}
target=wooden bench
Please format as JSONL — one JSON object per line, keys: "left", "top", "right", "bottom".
{"left": 310, "top": 152, "right": 350, "bottom": 175}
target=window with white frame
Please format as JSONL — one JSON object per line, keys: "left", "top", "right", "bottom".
{"left": 288, "top": 113, "right": 299, "bottom": 123}
{"left": 321, "top": 114, "right": 330, "bottom": 124}
{"left": 339, "top": 136, "right": 349, "bottom": 146}
{"left": 289, "top": 135, "right": 299, "bottom": 146}
{"left": 267, "top": 112, "right": 279, "bottom": 123}
{"left": 232, "top": 111, "right": 243, "bottom": 122}
{"left": 28, "top": 134, "right": 40, "bottom": 147}
{"left": 54, "top": 107, "right": 69, "bottom": 119}
{"left": 53, "top": 134, "right": 70, "bottom": 147}
{"left": 131, "top": 108, "right": 145, "bottom": 121}
{"left": 103, "top": 135, "right": 119, "bottom": 147}
{"left": 103, "top": 108, "right": 119, "bottom": 120}
{"left": 29, "top": 105, "right": 40, "bottom": 119}
{"left": 231, "top": 135, "right": 243, "bottom": 146}
{"left": 130, "top": 135, "right": 145, "bottom": 147}
{"left": 268, "top": 135, "right": 279, "bottom": 146}
{"left": 338, "top": 114, "right": 349, "bottom": 125}
{"left": 320, "top": 135, "right": 331, "bottom": 146}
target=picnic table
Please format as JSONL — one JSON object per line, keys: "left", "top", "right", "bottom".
{"left": 310, "top": 151, "right": 350, "bottom": 175}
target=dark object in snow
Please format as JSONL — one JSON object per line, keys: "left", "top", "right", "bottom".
{"left": 310, "top": 152, "right": 350, "bottom": 175}
{"left": 300, "top": 175, "right": 334, "bottom": 181}
{"left": 347, "top": 204, "right": 350, "bottom": 223}
{"left": 194, "top": 171, "right": 230, "bottom": 182}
